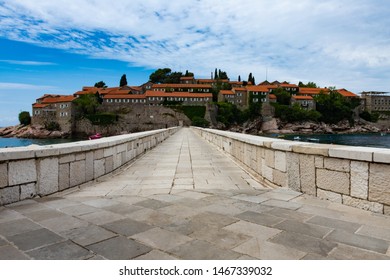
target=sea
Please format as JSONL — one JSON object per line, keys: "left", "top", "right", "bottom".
{"left": 1, "top": 133, "right": 390, "bottom": 149}
{"left": 273, "top": 133, "right": 390, "bottom": 149}
{"left": 0, "top": 137, "right": 82, "bottom": 148}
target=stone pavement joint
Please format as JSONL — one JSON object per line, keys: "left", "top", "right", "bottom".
{"left": 1, "top": 127, "right": 390, "bottom": 259}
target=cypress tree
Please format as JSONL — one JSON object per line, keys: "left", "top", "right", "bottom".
{"left": 120, "top": 74, "right": 127, "bottom": 87}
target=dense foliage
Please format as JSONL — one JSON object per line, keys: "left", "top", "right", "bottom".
{"left": 73, "top": 94, "right": 101, "bottom": 115}
{"left": 314, "top": 89, "right": 360, "bottom": 124}
{"left": 44, "top": 121, "right": 61, "bottom": 131}
{"left": 18, "top": 111, "right": 31, "bottom": 125}
{"left": 149, "top": 68, "right": 183, "bottom": 84}
{"left": 94, "top": 81, "right": 107, "bottom": 88}
{"left": 86, "top": 113, "right": 118, "bottom": 125}
{"left": 272, "top": 103, "right": 321, "bottom": 122}
{"left": 359, "top": 111, "right": 380, "bottom": 122}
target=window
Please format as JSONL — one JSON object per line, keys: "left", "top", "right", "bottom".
{"left": 253, "top": 98, "right": 258, "bottom": 102}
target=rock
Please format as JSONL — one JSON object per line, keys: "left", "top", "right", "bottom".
{"left": 261, "top": 118, "right": 278, "bottom": 132}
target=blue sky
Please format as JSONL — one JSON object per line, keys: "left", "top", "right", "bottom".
{"left": 1, "top": 0, "right": 390, "bottom": 126}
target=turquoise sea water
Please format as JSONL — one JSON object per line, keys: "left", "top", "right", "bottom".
{"left": 0, "top": 137, "right": 82, "bottom": 148}
{"left": 276, "top": 133, "right": 390, "bottom": 149}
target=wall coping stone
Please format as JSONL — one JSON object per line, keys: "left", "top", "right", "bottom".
{"left": 0, "top": 128, "right": 171, "bottom": 161}
{"left": 199, "top": 128, "right": 390, "bottom": 163}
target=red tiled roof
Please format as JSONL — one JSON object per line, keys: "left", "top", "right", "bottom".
{"left": 269, "top": 94, "right": 277, "bottom": 100}
{"left": 32, "top": 103, "right": 49, "bottom": 108}
{"left": 103, "top": 95, "right": 146, "bottom": 99}
{"left": 152, "top": 84, "right": 212, "bottom": 89}
{"left": 337, "top": 88, "right": 358, "bottom": 97}
{"left": 220, "top": 90, "right": 234, "bottom": 95}
{"left": 298, "top": 88, "right": 329, "bottom": 95}
{"left": 41, "top": 95, "right": 76, "bottom": 103}
{"left": 292, "top": 95, "right": 314, "bottom": 100}
{"left": 246, "top": 85, "right": 275, "bottom": 92}
{"left": 180, "top": 77, "right": 195, "bottom": 80}
{"left": 233, "top": 88, "right": 247, "bottom": 92}
{"left": 145, "top": 91, "right": 212, "bottom": 98}
{"left": 280, "top": 83, "right": 298, "bottom": 88}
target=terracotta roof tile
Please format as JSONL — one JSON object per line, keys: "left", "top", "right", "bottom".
{"left": 292, "top": 95, "right": 314, "bottom": 100}
{"left": 337, "top": 88, "right": 358, "bottom": 97}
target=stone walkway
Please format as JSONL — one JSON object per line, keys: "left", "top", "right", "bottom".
{"left": 1, "top": 127, "right": 390, "bottom": 260}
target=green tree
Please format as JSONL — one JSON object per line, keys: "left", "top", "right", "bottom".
{"left": 273, "top": 88, "right": 291, "bottom": 105}
{"left": 94, "top": 81, "right": 107, "bottom": 88}
{"left": 298, "top": 81, "right": 318, "bottom": 88}
{"left": 314, "top": 88, "right": 358, "bottom": 124}
{"left": 184, "top": 70, "right": 194, "bottom": 77}
{"left": 18, "top": 111, "right": 31, "bottom": 125}
{"left": 73, "top": 94, "right": 100, "bottom": 115}
{"left": 119, "top": 74, "right": 127, "bottom": 87}
{"left": 238, "top": 75, "right": 241, "bottom": 82}
{"left": 214, "top": 68, "right": 218, "bottom": 79}
{"left": 149, "top": 68, "right": 171, "bottom": 83}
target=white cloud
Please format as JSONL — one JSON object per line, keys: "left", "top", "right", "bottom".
{"left": 0, "top": 82, "right": 57, "bottom": 90}
{"left": 0, "top": 60, "right": 56, "bottom": 66}
{"left": 1, "top": 0, "right": 390, "bottom": 92}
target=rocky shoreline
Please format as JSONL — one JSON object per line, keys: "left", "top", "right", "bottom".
{"left": 0, "top": 125, "right": 70, "bottom": 139}
{"left": 228, "top": 118, "right": 388, "bottom": 135}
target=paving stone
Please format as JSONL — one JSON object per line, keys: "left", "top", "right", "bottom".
{"left": 126, "top": 208, "right": 176, "bottom": 227}
{"left": 7, "top": 228, "right": 64, "bottom": 251}
{"left": 87, "top": 236, "right": 152, "bottom": 259}
{"left": 59, "top": 204, "right": 99, "bottom": 216}
{"left": 356, "top": 225, "right": 390, "bottom": 241}
{"left": 39, "top": 197, "right": 80, "bottom": 209}
{"left": 22, "top": 208, "right": 66, "bottom": 222}
{"left": 327, "top": 244, "right": 390, "bottom": 260}
{"left": 232, "top": 194, "right": 269, "bottom": 204}
{"left": 274, "top": 219, "right": 333, "bottom": 239}
{"left": 159, "top": 204, "right": 202, "bottom": 218}
{"left": 325, "top": 230, "right": 390, "bottom": 254}
{"left": 78, "top": 210, "right": 123, "bottom": 225}
{"left": 82, "top": 198, "right": 119, "bottom": 208}
{"left": 0, "top": 245, "right": 30, "bottom": 259}
{"left": 39, "top": 215, "right": 89, "bottom": 233}
{"left": 168, "top": 239, "right": 242, "bottom": 260}
{"left": 134, "top": 250, "right": 178, "bottom": 260}
{"left": 189, "top": 227, "right": 251, "bottom": 250}
{"left": 102, "top": 218, "right": 153, "bottom": 237}
{"left": 132, "top": 227, "right": 192, "bottom": 251}
{"left": 101, "top": 203, "right": 143, "bottom": 215}
{"left": 269, "top": 231, "right": 337, "bottom": 256}
{"left": 0, "top": 218, "right": 42, "bottom": 237}
{"left": 61, "top": 224, "right": 117, "bottom": 246}
{"left": 261, "top": 199, "right": 302, "bottom": 210}
{"left": 264, "top": 208, "right": 314, "bottom": 222}
{"left": 223, "top": 220, "right": 281, "bottom": 240}
{"left": 235, "top": 211, "right": 285, "bottom": 227}
{"left": 134, "top": 199, "right": 171, "bottom": 210}
{"left": 306, "top": 216, "right": 362, "bottom": 232}
{"left": 0, "top": 208, "right": 24, "bottom": 223}
{"left": 27, "top": 240, "right": 92, "bottom": 260}
{"left": 232, "top": 238, "right": 306, "bottom": 260}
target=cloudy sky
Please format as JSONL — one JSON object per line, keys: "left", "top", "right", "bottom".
{"left": 1, "top": 0, "right": 390, "bottom": 126}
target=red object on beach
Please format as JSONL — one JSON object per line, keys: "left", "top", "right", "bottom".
{"left": 89, "top": 133, "right": 102, "bottom": 140}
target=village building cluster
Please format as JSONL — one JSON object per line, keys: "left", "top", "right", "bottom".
{"left": 31, "top": 74, "right": 383, "bottom": 131}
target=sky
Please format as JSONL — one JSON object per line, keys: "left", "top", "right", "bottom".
{"left": 1, "top": 0, "right": 390, "bottom": 127}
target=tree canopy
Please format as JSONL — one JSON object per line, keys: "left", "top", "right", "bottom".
{"left": 149, "top": 68, "right": 183, "bottom": 84}
{"left": 120, "top": 74, "right": 127, "bottom": 87}
{"left": 18, "top": 111, "right": 31, "bottom": 125}
{"left": 73, "top": 94, "right": 100, "bottom": 115}
{"left": 314, "top": 88, "right": 359, "bottom": 124}
{"left": 298, "top": 81, "right": 318, "bottom": 88}
{"left": 94, "top": 81, "right": 107, "bottom": 88}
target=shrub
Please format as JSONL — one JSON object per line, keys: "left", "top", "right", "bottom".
{"left": 86, "top": 113, "right": 118, "bottom": 125}
{"left": 45, "top": 121, "right": 61, "bottom": 131}
{"left": 191, "top": 117, "right": 209, "bottom": 128}
{"left": 19, "top": 111, "right": 31, "bottom": 125}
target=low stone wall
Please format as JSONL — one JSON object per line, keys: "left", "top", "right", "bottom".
{"left": 192, "top": 127, "right": 390, "bottom": 216}
{"left": 0, "top": 127, "right": 180, "bottom": 206}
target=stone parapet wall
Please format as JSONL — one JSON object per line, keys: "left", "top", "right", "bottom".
{"left": 192, "top": 127, "right": 390, "bottom": 216}
{"left": 0, "top": 127, "right": 180, "bottom": 206}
